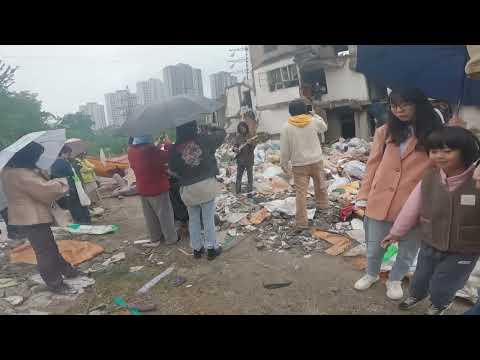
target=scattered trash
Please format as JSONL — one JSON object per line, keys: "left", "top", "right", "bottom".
{"left": 127, "top": 302, "right": 156, "bottom": 312}
{"left": 102, "top": 252, "right": 126, "bottom": 266}
{"left": 0, "top": 278, "right": 18, "bottom": 289}
{"left": 90, "top": 207, "right": 105, "bottom": 217}
{"left": 9, "top": 240, "right": 104, "bottom": 266}
{"left": 3, "top": 295, "right": 24, "bottom": 306}
{"left": 137, "top": 265, "right": 175, "bottom": 295}
{"left": 66, "top": 224, "right": 119, "bottom": 235}
{"left": 225, "top": 212, "right": 248, "bottom": 224}
{"left": 349, "top": 256, "right": 368, "bottom": 270}
{"left": 30, "top": 274, "right": 95, "bottom": 296}
{"left": 134, "top": 239, "right": 151, "bottom": 245}
{"left": 249, "top": 207, "right": 270, "bottom": 225}
{"left": 185, "top": 284, "right": 192, "bottom": 288}
{"left": 350, "top": 218, "right": 364, "bottom": 230}
{"left": 113, "top": 296, "right": 142, "bottom": 315}
{"left": 129, "top": 266, "right": 144, "bottom": 273}
{"left": 172, "top": 276, "right": 187, "bottom": 287}
{"left": 343, "top": 160, "right": 366, "bottom": 180}
{"left": 303, "top": 254, "right": 312, "bottom": 259}
{"left": 261, "top": 197, "right": 316, "bottom": 219}
{"left": 178, "top": 248, "right": 192, "bottom": 256}
{"left": 263, "top": 281, "right": 292, "bottom": 289}
{"left": 343, "top": 243, "right": 367, "bottom": 257}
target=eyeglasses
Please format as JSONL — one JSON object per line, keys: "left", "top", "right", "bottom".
{"left": 390, "top": 103, "right": 413, "bottom": 110}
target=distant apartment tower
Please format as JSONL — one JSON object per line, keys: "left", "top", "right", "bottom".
{"left": 79, "top": 102, "right": 106, "bottom": 130}
{"left": 210, "top": 71, "right": 237, "bottom": 99}
{"left": 104, "top": 89, "right": 138, "bottom": 127}
{"left": 163, "top": 63, "right": 204, "bottom": 97}
{"left": 136, "top": 78, "right": 166, "bottom": 105}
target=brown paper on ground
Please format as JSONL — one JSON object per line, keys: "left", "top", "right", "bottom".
{"left": 9, "top": 240, "right": 104, "bottom": 266}
{"left": 350, "top": 255, "right": 367, "bottom": 270}
{"left": 250, "top": 208, "right": 271, "bottom": 225}
{"left": 325, "top": 239, "right": 351, "bottom": 256}
{"left": 311, "top": 229, "right": 350, "bottom": 246}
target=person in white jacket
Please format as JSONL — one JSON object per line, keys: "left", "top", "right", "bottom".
{"left": 280, "top": 99, "right": 329, "bottom": 229}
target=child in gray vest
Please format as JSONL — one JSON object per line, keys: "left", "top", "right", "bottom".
{"left": 382, "top": 126, "right": 480, "bottom": 315}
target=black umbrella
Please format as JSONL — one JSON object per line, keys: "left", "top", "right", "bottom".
{"left": 122, "top": 95, "right": 224, "bottom": 136}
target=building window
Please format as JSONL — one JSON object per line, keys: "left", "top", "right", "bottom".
{"left": 266, "top": 64, "right": 299, "bottom": 92}
{"left": 264, "top": 45, "right": 278, "bottom": 53}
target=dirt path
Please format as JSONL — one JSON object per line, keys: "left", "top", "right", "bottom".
{"left": 58, "top": 196, "right": 471, "bottom": 315}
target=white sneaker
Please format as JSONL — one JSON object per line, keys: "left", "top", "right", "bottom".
{"left": 354, "top": 274, "right": 379, "bottom": 291}
{"left": 386, "top": 280, "right": 404, "bottom": 300}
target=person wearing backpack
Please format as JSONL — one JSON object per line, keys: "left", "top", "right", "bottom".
{"left": 354, "top": 88, "right": 443, "bottom": 300}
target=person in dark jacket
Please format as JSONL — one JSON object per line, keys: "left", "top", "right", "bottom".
{"left": 51, "top": 145, "right": 91, "bottom": 224}
{"left": 234, "top": 121, "right": 256, "bottom": 194}
{"left": 128, "top": 135, "right": 178, "bottom": 245}
{"left": 169, "top": 121, "right": 226, "bottom": 260}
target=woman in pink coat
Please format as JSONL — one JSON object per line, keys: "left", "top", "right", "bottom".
{"left": 354, "top": 88, "right": 443, "bottom": 300}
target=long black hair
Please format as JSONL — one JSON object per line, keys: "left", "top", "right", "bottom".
{"left": 426, "top": 126, "right": 480, "bottom": 168}
{"left": 7, "top": 142, "right": 45, "bottom": 169}
{"left": 387, "top": 88, "right": 443, "bottom": 149}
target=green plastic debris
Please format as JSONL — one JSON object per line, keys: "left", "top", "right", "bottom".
{"left": 382, "top": 244, "right": 398, "bottom": 263}
{"left": 112, "top": 296, "right": 143, "bottom": 315}
{"left": 67, "top": 224, "right": 119, "bottom": 235}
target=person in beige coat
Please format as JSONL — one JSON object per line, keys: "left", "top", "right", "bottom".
{"left": 353, "top": 88, "right": 443, "bottom": 300}
{"left": 1, "top": 142, "right": 84, "bottom": 295}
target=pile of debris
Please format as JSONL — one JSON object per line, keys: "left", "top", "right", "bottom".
{"left": 213, "top": 137, "right": 371, "bottom": 258}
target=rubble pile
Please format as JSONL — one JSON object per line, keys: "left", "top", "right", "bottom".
{"left": 214, "top": 137, "right": 371, "bottom": 257}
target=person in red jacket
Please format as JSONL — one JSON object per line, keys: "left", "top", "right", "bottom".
{"left": 128, "top": 135, "right": 178, "bottom": 245}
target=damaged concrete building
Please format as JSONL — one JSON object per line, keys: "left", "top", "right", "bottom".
{"left": 249, "top": 45, "right": 387, "bottom": 141}
{"left": 223, "top": 80, "right": 255, "bottom": 134}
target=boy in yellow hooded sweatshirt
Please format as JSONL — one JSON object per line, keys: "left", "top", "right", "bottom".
{"left": 280, "top": 99, "right": 328, "bottom": 229}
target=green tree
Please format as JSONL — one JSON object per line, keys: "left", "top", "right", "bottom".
{"left": 0, "top": 90, "right": 46, "bottom": 149}
{"left": 58, "top": 112, "right": 95, "bottom": 141}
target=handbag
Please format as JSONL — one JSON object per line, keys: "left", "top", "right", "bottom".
{"left": 72, "top": 167, "right": 91, "bottom": 207}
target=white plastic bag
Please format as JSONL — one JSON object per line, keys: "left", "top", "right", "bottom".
{"left": 72, "top": 167, "right": 91, "bottom": 207}
{"left": 343, "top": 160, "right": 366, "bottom": 180}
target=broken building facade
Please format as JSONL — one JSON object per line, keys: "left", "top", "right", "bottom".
{"left": 249, "top": 45, "right": 387, "bottom": 141}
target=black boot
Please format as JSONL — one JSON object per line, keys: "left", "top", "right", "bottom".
{"left": 50, "top": 282, "right": 79, "bottom": 296}
{"left": 193, "top": 247, "right": 204, "bottom": 259}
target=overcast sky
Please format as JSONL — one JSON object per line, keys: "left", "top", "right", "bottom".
{"left": 0, "top": 45, "right": 241, "bottom": 116}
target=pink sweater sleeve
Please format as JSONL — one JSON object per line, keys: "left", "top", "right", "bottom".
{"left": 390, "top": 181, "right": 422, "bottom": 237}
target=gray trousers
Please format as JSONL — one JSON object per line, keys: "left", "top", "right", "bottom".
{"left": 365, "top": 216, "right": 420, "bottom": 281}
{"left": 410, "top": 243, "right": 479, "bottom": 308}
{"left": 141, "top": 193, "right": 177, "bottom": 244}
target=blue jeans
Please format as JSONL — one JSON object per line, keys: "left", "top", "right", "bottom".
{"left": 187, "top": 199, "right": 218, "bottom": 251}
{"left": 365, "top": 216, "right": 420, "bottom": 281}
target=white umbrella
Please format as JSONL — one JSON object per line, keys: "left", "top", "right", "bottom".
{"left": 0, "top": 128, "right": 66, "bottom": 171}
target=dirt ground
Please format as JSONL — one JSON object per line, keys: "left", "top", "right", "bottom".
{"left": 42, "top": 195, "right": 469, "bottom": 315}
{"left": 2, "top": 195, "right": 472, "bottom": 315}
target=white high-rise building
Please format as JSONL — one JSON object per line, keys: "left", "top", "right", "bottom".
{"left": 136, "top": 78, "right": 166, "bottom": 105}
{"left": 104, "top": 89, "right": 138, "bottom": 127}
{"left": 210, "top": 71, "right": 237, "bottom": 99}
{"left": 163, "top": 63, "right": 204, "bottom": 97}
{"left": 79, "top": 102, "right": 106, "bottom": 130}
